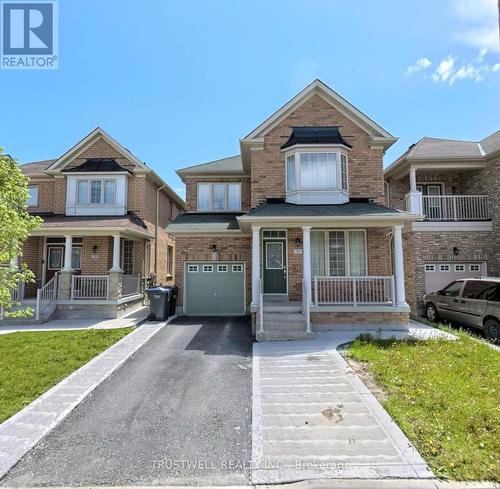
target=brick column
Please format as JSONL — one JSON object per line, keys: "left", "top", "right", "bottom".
{"left": 58, "top": 270, "right": 73, "bottom": 300}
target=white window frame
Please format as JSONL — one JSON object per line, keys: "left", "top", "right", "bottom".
{"left": 76, "top": 178, "right": 117, "bottom": 206}
{"left": 439, "top": 264, "right": 451, "bottom": 272}
{"left": 454, "top": 264, "right": 466, "bottom": 272}
{"left": 232, "top": 264, "right": 243, "bottom": 272}
{"left": 27, "top": 185, "right": 38, "bottom": 207}
{"left": 166, "top": 245, "right": 174, "bottom": 276}
{"left": 311, "top": 229, "right": 368, "bottom": 277}
{"left": 196, "top": 182, "right": 241, "bottom": 212}
{"left": 469, "top": 264, "right": 480, "bottom": 272}
{"left": 202, "top": 264, "right": 213, "bottom": 273}
{"left": 187, "top": 265, "right": 198, "bottom": 273}
{"left": 217, "top": 264, "right": 228, "bottom": 272}
{"left": 425, "top": 264, "right": 436, "bottom": 272}
{"left": 284, "top": 147, "right": 349, "bottom": 193}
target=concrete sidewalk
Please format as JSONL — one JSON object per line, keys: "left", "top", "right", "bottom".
{"left": 0, "top": 306, "right": 148, "bottom": 335}
{"left": 252, "top": 330, "right": 436, "bottom": 484}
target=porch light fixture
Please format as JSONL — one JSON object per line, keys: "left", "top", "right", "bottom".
{"left": 92, "top": 245, "right": 98, "bottom": 254}
{"left": 453, "top": 247, "right": 459, "bottom": 256}
{"left": 295, "top": 237, "right": 301, "bottom": 247}
{"left": 91, "top": 245, "right": 99, "bottom": 260}
{"left": 211, "top": 244, "right": 220, "bottom": 261}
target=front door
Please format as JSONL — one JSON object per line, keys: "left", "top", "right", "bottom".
{"left": 263, "top": 239, "right": 287, "bottom": 294}
{"left": 46, "top": 246, "right": 63, "bottom": 282}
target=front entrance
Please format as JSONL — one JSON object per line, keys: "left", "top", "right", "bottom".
{"left": 263, "top": 238, "right": 287, "bottom": 294}
{"left": 45, "top": 242, "right": 82, "bottom": 283}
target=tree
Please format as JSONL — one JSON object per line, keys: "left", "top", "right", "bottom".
{"left": 0, "top": 148, "right": 42, "bottom": 316}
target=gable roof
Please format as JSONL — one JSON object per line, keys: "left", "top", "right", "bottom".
{"left": 242, "top": 79, "right": 396, "bottom": 144}
{"left": 480, "top": 130, "right": 500, "bottom": 155}
{"left": 176, "top": 155, "right": 244, "bottom": 181}
{"left": 45, "top": 127, "right": 149, "bottom": 174}
{"left": 20, "top": 159, "right": 56, "bottom": 176}
{"left": 385, "top": 129, "right": 499, "bottom": 180}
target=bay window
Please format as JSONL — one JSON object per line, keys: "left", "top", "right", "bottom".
{"left": 284, "top": 148, "right": 349, "bottom": 204}
{"left": 311, "top": 230, "right": 367, "bottom": 276}
{"left": 197, "top": 183, "right": 241, "bottom": 211}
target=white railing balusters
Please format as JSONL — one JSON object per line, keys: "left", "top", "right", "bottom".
{"left": 36, "top": 273, "right": 58, "bottom": 320}
{"left": 313, "top": 276, "right": 394, "bottom": 305}
{"left": 258, "top": 278, "right": 264, "bottom": 334}
{"left": 72, "top": 275, "right": 108, "bottom": 300}
{"left": 419, "top": 195, "right": 489, "bottom": 221}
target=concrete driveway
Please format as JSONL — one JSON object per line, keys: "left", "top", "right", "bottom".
{"left": 1, "top": 316, "right": 253, "bottom": 487}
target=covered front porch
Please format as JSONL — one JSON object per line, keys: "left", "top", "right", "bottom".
{"left": 237, "top": 201, "right": 420, "bottom": 340}
{"left": 4, "top": 220, "right": 153, "bottom": 323}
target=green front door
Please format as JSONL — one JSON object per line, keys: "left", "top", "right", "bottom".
{"left": 263, "top": 239, "right": 287, "bottom": 294}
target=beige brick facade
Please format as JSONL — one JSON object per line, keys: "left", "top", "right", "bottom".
{"left": 250, "top": 94, "right": 385, "bottom": 208}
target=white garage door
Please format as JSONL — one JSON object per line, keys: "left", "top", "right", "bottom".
{"left": 184, "top": 262, "right": 246, "bottom": 315}
{"left": 424, "top": 262, "right": 486, "bottom": 294}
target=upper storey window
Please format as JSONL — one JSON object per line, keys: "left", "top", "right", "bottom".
{"left": 76, "top": 179, "right": 116, "bottom": 205}
{"left": 282, "top": 127, "right": 351, "bottom": 205}
{"left": 197, "top": 183, "right": 241, "bottom": 211}
{"left": 27, "top": 186, "right": 38, "bottom": 207}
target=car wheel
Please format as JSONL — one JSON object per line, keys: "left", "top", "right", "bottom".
{"left": 426, "top": 303, "right": 438, "bottom": 322}
{"left": 484, "top": 318, "right": 500, "bottom": 343}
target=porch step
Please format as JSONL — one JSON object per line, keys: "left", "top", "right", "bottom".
{"left": 263, "top": 301, "right": 302, "bottom": 313}
{"left": 263, "top": 312, "right": 306, "bottom": 323}
{"left": 256, "top": 330, "right": 315, "bottom": 342}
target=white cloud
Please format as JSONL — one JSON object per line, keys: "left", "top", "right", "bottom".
{"left": 406, "top": 57, "right": 432, "bottom": 76}
{"left": 452, "top": 0, "right": 499, "bottom": 52}
{"left": 432, "top": 56, "right": 456, "bottom": 82}
{"left": 408, "top": 49, "right": 500, "bottom": 85}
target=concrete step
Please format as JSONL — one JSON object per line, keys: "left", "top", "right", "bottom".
{"left": 263, "top": 301, "right": 302, "bottom": 313}
{"left": 264, "top": 322, "right": 306, "bottom": 331}
{"left": 263, "top": 312, "right": 305, "bottom": 322}
{"left": 256, "top": 330, "right": 315, "bottom": 342}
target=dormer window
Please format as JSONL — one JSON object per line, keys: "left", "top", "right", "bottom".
{"left": 76, "top": 179, "right": 116, "bottom": 205}
{"left": 282, "top": 127, "right": 351, "bottom": 205}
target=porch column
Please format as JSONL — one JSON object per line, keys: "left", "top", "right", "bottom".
{"left": 63, "top": 235, "right": 73, "bottom": 271}
{"left": 110, "top": 235, "right": 122, "bottom": 272}
{"left": 251, "top": 226, "right": 261, "bottom": 306}
{"left": 393, "top": 225, "right": 406, "bottom": 306}
{"left": 408, "top": 166, "right": 422, "bottom": 215}
{"left": 59, "top": 235, "right": 74, "bottom": 300}
{"left": 302, "top": 226, "right": 312, "bottom": 304}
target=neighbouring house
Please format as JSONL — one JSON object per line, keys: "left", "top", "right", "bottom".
{"left": 384, "top": 131, "right": 500, "bottom": 314}
{"left": 167, "top": 80, "right": 421, "bottom": 340}
{"left": 4, "top": 127, "right": 185, "bottom": 323}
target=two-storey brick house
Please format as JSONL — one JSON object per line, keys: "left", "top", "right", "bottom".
{"left": 8, "top": 128, "right": 185, "bottom": 323}
{"left": 167, "top": 80, "right": 420, "bottom": 340}
{"left": 384, "top": 131, "right": 500, "bottom": 315}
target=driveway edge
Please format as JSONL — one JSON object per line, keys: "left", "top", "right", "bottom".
{"left": 0, "top": 320, "right": 169, "bottom": 480}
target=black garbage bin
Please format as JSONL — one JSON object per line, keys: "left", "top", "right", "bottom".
{"left": 146, "top": 286, "right": 170, "bottom": 321}
{"left": 167, "top": 285, "right": 178, "bottom": 316}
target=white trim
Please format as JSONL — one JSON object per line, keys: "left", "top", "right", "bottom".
{"left": 27, "top": 185, "right": 38, "bottom": 207}
{"left": 439, "top": 264, "right": 451, "bottom": 272}
{"left": 469, "top": 264, "right": 481, "bottom": 272}
{"left": 46, "top": 128, "right": 148, "bottom": 173}
{"left": 454, "top": 264, "right": 466, "bottom": 272}
{"left": 424, "top": 264, "right": 436, "bottom": 272}
{"left": 187, "top": 265, "right": 199, "bottom": 273}
{"left": 217, "top": 264, "right": 229, "bottom": 272}
{"left": 232, "top": 264, "right": 244, "bottom": 272}
{"left": 262, "top": 229, "right": 288, "bottom": 295}
{"left": 196, "top": 182, "right": 242, "bottom": 212}
{"left": 242, "top": 80, "right": 395, "bottom": 143}
{"left": 310, "top": 304, "right": 410, "bottom": 313}
{"left": 202, "top": 264, "right": 213, "bottom": 273}
{"left": 411, "top": 221, "right": 493, "bottom": 232}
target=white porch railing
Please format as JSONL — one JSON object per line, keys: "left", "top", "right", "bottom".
{"left": 121, "top": 274, "right": 141, "bottom": 297}
{"left": 36, "top": 273, "right": 58, "bottom": 320}
{"left": 302, "top": 279, "right": 311, "bottom": 333}
{"left": 71, "top": 275, "right": 109, "bottom": 300}
{"left": 313, "top": 276, "right": 395, "bottom": 306}
{"left": 11, "top": 280, "right": 24, "bottom": 302}
{"left": 422, "top": 195, "right": 489, "bottom": 221}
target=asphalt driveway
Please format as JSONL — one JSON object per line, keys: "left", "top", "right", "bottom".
{"left": 1, "top": 316, "right": 253, "bottom": 486}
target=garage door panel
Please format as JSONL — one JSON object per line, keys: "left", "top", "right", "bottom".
{"left": 424, "top": 262, "right": 485, "bottom": 294}
{"left": 185, "top": 262, "right": 245, "bottom": 315}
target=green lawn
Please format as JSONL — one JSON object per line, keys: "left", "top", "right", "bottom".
{"left": 0, "top": 328, "right": 133, "bottom": 424}
{"left": 347, "top": 330, "right": 499, "bottom": 482}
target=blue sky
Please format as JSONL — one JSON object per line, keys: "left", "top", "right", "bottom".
{"left": 1, "top": 0, "right": 498, "bottom": 199}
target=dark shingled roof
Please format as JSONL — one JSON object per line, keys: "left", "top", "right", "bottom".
{"left": 63, "top": 158, "right": 131, "bottom": 173}
{"left": 169, "top": 212, "right": 243, "bottom": 229}
{"left": 281, "top": 126, "right": 352, "bottom": 149}
{"left": 20, "top": 159, "right": 56, "bottom": 174}
{"left": 247, "top": 200, "right": 405, "bottom": 217}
